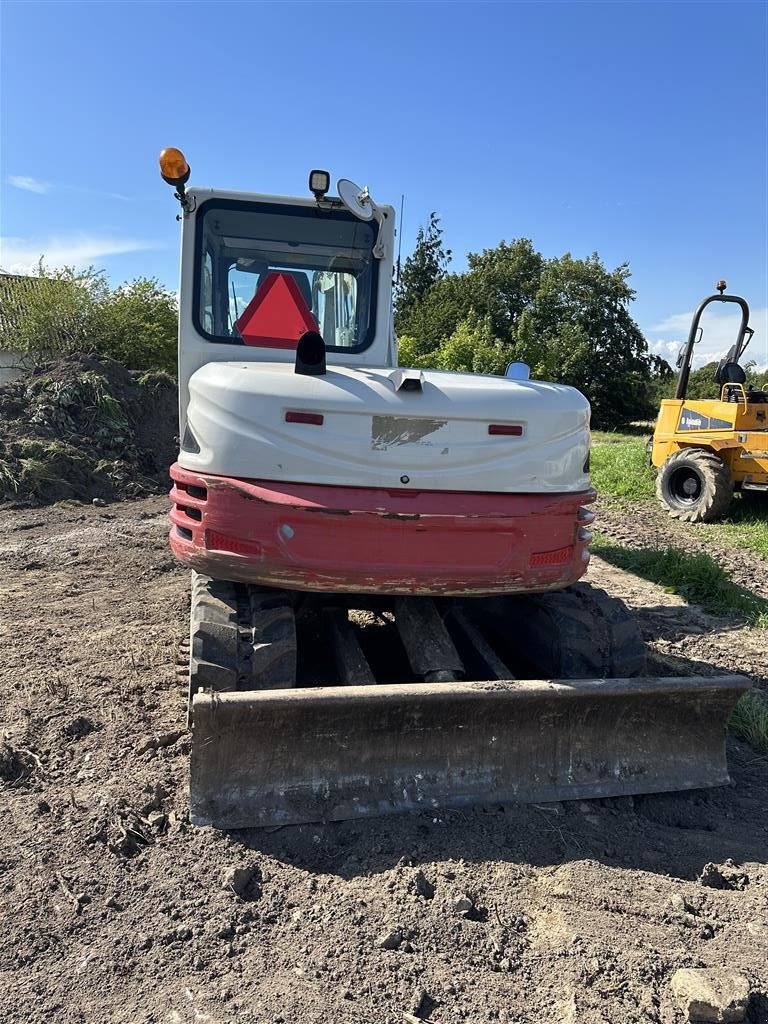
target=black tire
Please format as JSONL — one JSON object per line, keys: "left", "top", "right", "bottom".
{"left": 656, "top": 449, "right": 733, "bottom": 523}
{"left": 482, "top": 583, "right": 647, "bottom": 679}
{"left": 189, "top": 573, "right": 296, "bottom": 712}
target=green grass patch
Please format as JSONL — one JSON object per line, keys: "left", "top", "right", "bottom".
{"left": 697, "top": 499, "right": 768, "bottom": 561}
{"left": 593, "top": 539, "right": 768, "bottom": 628}
{"left": 729, "top": 690, "right": 768, "bottom": 754}
{"left": 590, "top": 434, "right": 655, "bottom": 500}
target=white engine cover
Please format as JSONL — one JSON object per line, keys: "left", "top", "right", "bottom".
{"left": 179, "top": 362, "right": 591, "bottom": 494}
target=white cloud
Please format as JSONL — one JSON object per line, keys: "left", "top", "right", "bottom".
{"left": 645, "top": 304, "right": 768, "bottom": 371}
{"left": 7, "top": 175, "right": 52, "bottom": 194}
{"left": 0, "top": 235, "right": 161, "bottom": 275}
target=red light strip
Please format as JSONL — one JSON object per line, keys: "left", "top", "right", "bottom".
{"left": 285, "top": 411, "right": 324, "bottom": 425}
{"left": 488, "top": 424, "right": 523, "bottom": 436}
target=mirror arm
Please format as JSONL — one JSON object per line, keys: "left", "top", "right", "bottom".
{"left": 371, "top": 206, "right": 388, "bottom": 260}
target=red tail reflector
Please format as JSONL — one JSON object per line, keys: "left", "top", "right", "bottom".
{"left": 285, "top": 411, "right": 324, "bottom": 425}
{"left": 236, "top": 272, "right": 319, "bottom": 350}
{"left": 488, "top": 424, "right": 523, "bottom": 436}
{"left": 205, "top": 530, "right": 262, "bottom": 557}
{"left": 530, "top": 545, "right": 573, "bottom": 567}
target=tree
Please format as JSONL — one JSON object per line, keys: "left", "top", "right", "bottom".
{"left": 515, "top": 254, "right": 669, "bottom": 425}
{"left": 394, "top": 222, "right": 673, "bottom": 428}
{"left": 92, "top": 278, "right": 177, "bottom": 373}
{"left": 0, "top": 261, "right": 178, "bottom": 374}
{"left": 398, "top": 315, "right": 509, "bottom": 376}
{"left": 394, "top": 213, "right": 451, "bottom": 330}
{"left": 685, "top": 359, "right": 768, "bottom": 400}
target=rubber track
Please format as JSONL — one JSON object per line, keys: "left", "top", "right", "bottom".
{"left": 500, "top": 582, "right": 647, "bottom": 679}
{"left": 189, "top": 573, "right": 296, "bottom": 700}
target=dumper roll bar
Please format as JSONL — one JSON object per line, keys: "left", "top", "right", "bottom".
{"left": 675, "top": 292, "right": 751, "bottom": 400}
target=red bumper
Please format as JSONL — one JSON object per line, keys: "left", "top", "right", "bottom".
{"left": 169, "top": 463, "right": 595, "bottom": 596}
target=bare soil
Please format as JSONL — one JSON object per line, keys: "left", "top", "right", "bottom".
{"left": 2, "top": 497, "right": 767, "bottom": 1024}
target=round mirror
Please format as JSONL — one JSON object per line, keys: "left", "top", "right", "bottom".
{"left": 337, "top": 179, "right": 374, "bottom": 221}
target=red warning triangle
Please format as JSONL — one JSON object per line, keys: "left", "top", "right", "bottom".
{"left": 236, "top": 272, "right": 319, "bottom": 350}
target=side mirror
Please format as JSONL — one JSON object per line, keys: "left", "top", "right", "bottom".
{"left": 505, "top": 361, "right": 530, "bottom": 380}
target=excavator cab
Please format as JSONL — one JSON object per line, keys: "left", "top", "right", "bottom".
{"left": 159, "top": 151, "right": 750, "bottom": 828}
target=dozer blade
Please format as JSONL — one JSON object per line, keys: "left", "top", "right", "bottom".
{"left": 189, "top": 675, "right": 750, "bottom": 829}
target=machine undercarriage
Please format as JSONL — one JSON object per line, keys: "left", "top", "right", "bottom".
{"left": 187, "top": 572, "right": 747, "bottom": 828}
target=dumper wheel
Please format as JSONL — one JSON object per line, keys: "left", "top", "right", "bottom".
{"left": 498, "top": 583, "right": 647, "bottom": 679}
{"left": 189, "top": 573, "right": 296, "bottom": 712}
{"left": 656, "top": 449, "right": 733, "bottom": 523}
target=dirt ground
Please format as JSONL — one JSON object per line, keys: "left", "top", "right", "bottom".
{"left": 2, "top": 496, "right": 767, "bottom": 1024}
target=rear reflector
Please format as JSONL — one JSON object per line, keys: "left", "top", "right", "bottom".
{"left": 488, "top": 424, "right": 523, "bottom": 436}
{"left": 285, "top": 411, "right": 324, "bottom": 425}
{"left": 205, "top": 530, "right": 263, "bottom": 557}
{"left": 529, "top": 545, "right": 573, "bottom": 567}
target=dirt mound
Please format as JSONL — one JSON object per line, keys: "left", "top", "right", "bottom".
{"left": 0, "top": 353, "right": 177, "bottom": 505}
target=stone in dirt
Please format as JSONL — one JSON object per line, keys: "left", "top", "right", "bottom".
{"left": 222, "top": 866, "right": 261, "bottom": 901}
{"left": 413, "top": 870, "right": 435, "bottom": 900}
{"left": 699, "top": 862, "right": 749, "bottom": 891}
{"left": 453, "top": 894, "right": 475, "bottom": 917}
{"left": 670, "top": 968, "right": 750, "bottom": 1023}
{"left": 669, "top": 892, "right": 696, "bottom": 914}
{"left": 377, "top": 928, "right": 403, "bottom": 951}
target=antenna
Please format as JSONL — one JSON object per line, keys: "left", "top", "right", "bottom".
{"left": 396, "top": 193, "right": 405, "bottom": 284}
{"left": 231, "top": 280, "right": 240, "bottom": 323}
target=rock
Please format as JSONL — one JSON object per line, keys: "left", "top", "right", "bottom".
{"left": 92, "top": 498, "right": 107, "bottom": 507}
{"left": 147, "top": 811, "right": 167, "bottom": 832}
{"left": 137, "top": 932, "right": 153, "bottom": 950}
{"left": 37, "top": 799, "right": 51, "bottom": 814}
{"left": 136, "top": 736, "right": 157, "bottom": 755}
{"left": 670, "top": 893, "right": 696, "bottom": 914}
{"left": 222, "top": 867, "right": 259, "bottom": 899}
{"left": 338, "top": 988, "right": 352, "bottom": 1001}
{"left": 174, "top": 926, "right": 193, "bottom": 941}
{"left": 670, "top": 968, "right": 750, "bottom": 1023}
{"left": 409, "top": 987, "right": 428, "bottom": 1015}
{"left": 136, "top": 732, "right": 184, "bottom": 756}
{"left": 413, "top": 870, "right": 435, "bottom": 900}
{"left": 377, "top": 928, "right": 403, "bottom": 951}
{"left": 698, "top": 862, "right": 748, "bottom": 891}
{"left": 453, "top": 894, "right": 475, "bottom": 917}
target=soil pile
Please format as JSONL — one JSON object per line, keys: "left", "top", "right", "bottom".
{"left": 0, "top": 353, "right": 177, "bottom": 505}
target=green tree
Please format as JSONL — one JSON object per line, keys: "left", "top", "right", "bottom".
{"left": 0, "top": 262, "right": 108, "bottom": 361}
{"left": 394, "top": 222, "right": 672, "bottom": 427}
{"left": 394, "top": 212, "right": 451, "bottom": 331}
{"left": 515, "top": 254, "right": 668, "bottom": 425}
{"left": 0, "top": 262, "right": 178, "bottom": 374}
{"left": 92, "top": 278, "right": 178, "bottom": 373}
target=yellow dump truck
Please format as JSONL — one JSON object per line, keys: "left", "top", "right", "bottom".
{"left": 652, "top": 282, "right": 767, "bottom": 522}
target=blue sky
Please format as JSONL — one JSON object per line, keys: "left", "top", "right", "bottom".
{"left": 1, "top": 0, "right": 766, "bottom": 367}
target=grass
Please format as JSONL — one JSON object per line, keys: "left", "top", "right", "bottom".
{"left": 590, "top": 433, "right": 655, "bottom": 499}
{"left": 729, "top": 690, "right": 768, "bottom": 754}
{"left": 592, "top": 539, "right": 768, "bottom": 629}
{"left": 590, "top": 431, "right": 768, "bottom": 559}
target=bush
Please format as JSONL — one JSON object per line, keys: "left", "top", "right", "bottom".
{"left": 0, "top": 261, "right": 177, "bottom": 375}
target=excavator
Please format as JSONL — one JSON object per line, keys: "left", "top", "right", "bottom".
{"left": 159, "top": 148, "right": 749, "bottom": 828}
